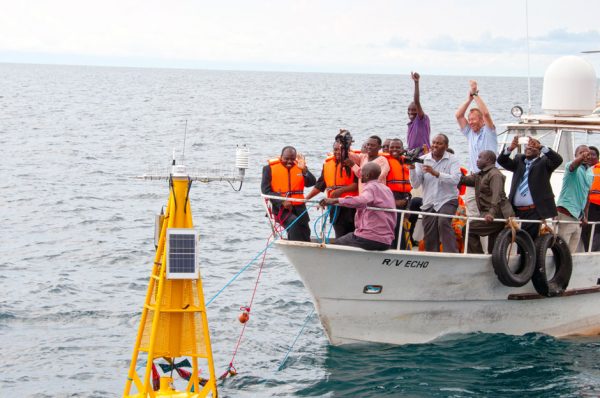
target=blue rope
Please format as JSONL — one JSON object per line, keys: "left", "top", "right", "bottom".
{"left": 312, "top": 206, "right": 331, "bottom": 243}
{"left": 206, "top": 203, "right": 314, "bottom": 307}
{"left": 276, "top": 308, "right": 315, "bottom": 371}
{"left": 326, "top": 205, "right": 339, "bottom": 244}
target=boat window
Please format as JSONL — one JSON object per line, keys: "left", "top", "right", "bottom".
{"left": 571, "top": 130, "right": 600, "bottom": 155}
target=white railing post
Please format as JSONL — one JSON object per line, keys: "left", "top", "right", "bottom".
{"left": 396, "top": 211, "right": 405, "bottom": 251}
{"left": 463, "top": 217, "right": 470, "bottom": 254}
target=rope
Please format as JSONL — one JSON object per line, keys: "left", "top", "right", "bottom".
{"left": 506, "top": 217, "right": 519, "bottom": 263}
{"left": 312, "top": 206, "right": 331, "bottom": 243}
{"left": 215, "top": 203, "right": 315, "bottom": 381}
{"left": 326, "top": 205, "right": 339, "bottom": 243}
{"left": 218, "top": 234, "right": 271, "bottom": 380}
{"left": 276, "top": 308, "right": 315, "bottom": 371}
{"left": 206, "top": 203, "right": 314, "bottom": 307}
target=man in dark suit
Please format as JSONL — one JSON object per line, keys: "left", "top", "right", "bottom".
{"left": 497, "top": 136, "right": 563, "bottom": 241}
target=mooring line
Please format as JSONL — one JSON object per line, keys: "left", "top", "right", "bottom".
{"left": 276, "top": 308, "right": 315, "bottom": 371}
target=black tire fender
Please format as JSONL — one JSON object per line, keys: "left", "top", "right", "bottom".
{"left": 532, "top": 233, "right": 572, "bottom": 297}
{"left": 491, "top": 228, "right": 536, "bottom": 287}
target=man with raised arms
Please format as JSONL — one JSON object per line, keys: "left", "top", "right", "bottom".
{"left": 456, "top": 80, "right": 498, "bottom": 217}
{"left": 406, "top": 72, "right": 431, "bottom": 152}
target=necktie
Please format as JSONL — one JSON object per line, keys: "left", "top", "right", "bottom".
{"left": 518, "top": 160, "right": 532, "bottom": 197}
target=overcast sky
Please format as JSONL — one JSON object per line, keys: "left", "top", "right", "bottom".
{"left": 1, "top": 0, "right": 599, "bottom": 76}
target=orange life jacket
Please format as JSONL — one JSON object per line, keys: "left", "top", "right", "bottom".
{"left": 268, "top": 158, "right": 305, "bottom": 205}
{"left": 590, "top": 164, "right": 600, "bottom": 205}
{"left": 322, "top": 156, "right": 358, "bottom": 198}
{"left": 384, "top": 154, "right": 412, "bottom": 193}
{"left": 458, "top": 167, "right": 468, "bottom": 196}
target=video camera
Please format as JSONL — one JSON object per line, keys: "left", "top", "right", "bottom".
{"left": 401, "top": 147, "right": 424, "bottom": 164}
{"left": 335, "top": 129, "right": 354, "bottom": 162}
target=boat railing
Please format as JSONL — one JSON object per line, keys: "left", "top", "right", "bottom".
{"left": 260, "top": 194, "right": 600, "bottom": 254}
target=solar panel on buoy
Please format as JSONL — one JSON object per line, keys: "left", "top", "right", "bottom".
{"left": 166, "top": 228, "right": 198, "bottom": 279}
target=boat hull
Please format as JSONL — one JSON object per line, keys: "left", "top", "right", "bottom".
{"left": 276, "top": 241, "right": 600, "bottom": 345}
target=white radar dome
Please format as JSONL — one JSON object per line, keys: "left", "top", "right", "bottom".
{"left": 542, "top": 56, "right": 597, "bottom": 116}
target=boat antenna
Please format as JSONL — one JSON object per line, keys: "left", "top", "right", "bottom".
{"left": 182, "top": 119, "right": 188, "bottom": 164}
{"left": 525, "top": 0, "right": 532, "bottom": 115}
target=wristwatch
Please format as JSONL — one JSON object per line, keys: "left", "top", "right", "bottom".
{"left": 471, "top": 90, "right": 479, "bottom": 97}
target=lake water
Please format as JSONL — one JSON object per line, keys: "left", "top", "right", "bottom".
{"left": 1, "top": 63, "right": 600, "bottom": 397}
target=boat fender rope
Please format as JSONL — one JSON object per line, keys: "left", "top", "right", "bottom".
{"left": 505, "top": 217, "right": 519, "bottom": 263}
{"left": 540, "top": 219, "right": 558, "bottom": 246}
{"left": 276, "top": 308, "right": 315, "bottom": 371}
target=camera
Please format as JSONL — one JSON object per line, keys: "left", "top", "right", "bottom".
{"left": 401, "top": 147, "right": 424, "bottom": 164}
{"left": 335, "top": 129, "right": 354, "bottom": 162}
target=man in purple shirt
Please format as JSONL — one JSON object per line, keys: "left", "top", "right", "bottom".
{"left": 406, "top": 72, "right": 431, "bottom": 151}
{"left": 321, "top": 162, "right": 396, "bottom": 250}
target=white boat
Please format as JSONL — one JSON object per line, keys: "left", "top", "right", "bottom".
{"left": 265, "top": 56, "right": 600, "bottom": 345}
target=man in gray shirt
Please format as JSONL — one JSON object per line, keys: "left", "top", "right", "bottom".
{"left": 409, "top": 134, "right": 462, "bottom": 253}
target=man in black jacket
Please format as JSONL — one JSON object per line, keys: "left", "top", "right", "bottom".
{"left": 497, "top": 136, "right": 563, "bottom": 241}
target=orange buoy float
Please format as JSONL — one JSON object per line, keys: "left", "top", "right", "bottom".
{"left": 238, "top": 306, "right": 250, "bottom": 323}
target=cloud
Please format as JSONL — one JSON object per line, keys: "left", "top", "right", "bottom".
{"left": 387, "top": 36, "right": 409, "bottom": 48}
{"left": 532, "top": 28, "right": 600, "bottom": 53}
{"left": 404, "top": 29, "right": 600, "bottom": 55}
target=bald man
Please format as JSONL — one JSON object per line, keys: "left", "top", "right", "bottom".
{"left": 460, "top": 150, "right": 514, "bottom": 253}
{"left": 321, "top": 162, "right": 396, "bottom": 250}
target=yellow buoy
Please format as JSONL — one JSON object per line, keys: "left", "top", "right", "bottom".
{"left": 123, "top": 165, "right": 218, "bottom": 397}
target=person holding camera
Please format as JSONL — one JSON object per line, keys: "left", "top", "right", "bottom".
{"left": 306, "top": 140, "right": 359, "bottom": 238}
{"left": 409, "top": 134, "right": 462, "bottom": 253}
{"left": 384, "top": 138, "right": 419, "bottom": 249}
{"left": 497, "top": 136, "right": 562, "bottom": 242}
{"left": 555, "top": 145, "right": 594, "bottom": 252}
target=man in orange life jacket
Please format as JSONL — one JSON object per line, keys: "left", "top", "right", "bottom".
{"left": 261, "top": 146, "right": 316, "bottom": 242}
{"left": 385, "top": 138, "right": 417, "bottom": 249}
{"left": 305, "top": 141, "right": 358, "bottom": 238}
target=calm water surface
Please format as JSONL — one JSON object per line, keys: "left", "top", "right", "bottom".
{"left": 1, "top": 63, "right": 600, "bottom": 397}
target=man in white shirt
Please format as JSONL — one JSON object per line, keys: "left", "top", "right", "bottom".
{"left": 409, "top": 134, "right": 462, "bottom": 253}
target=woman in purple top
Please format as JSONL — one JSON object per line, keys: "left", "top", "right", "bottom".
{"left": 406, "top": 72, "right": 431, "bottom": 151}
{"left": 321, "top": 162, "right": 396, "bottom": 251}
